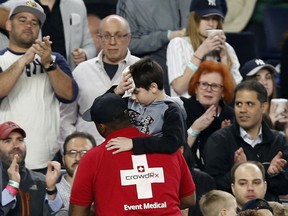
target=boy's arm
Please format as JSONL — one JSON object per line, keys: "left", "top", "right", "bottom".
{"left": 132, "top": 104, "right": 186, "bottom": 154}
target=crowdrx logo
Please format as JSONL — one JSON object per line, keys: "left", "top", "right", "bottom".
{"left": 120, "top": 155, "right": 164, "bottom": 199}
{"left": 137, "top": 165, "right": 145, "bottom": 172}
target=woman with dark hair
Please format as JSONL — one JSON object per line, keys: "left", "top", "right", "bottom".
{"left": 240, "top": 59, "right": 277, "bottom": 111}
{"left": 181, "top": 60, "right": 236, "bottom": 170}
{"left": 240, "top": 58, "right": 288, "bottom": 136}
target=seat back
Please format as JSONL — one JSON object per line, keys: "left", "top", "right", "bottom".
{"left": 225, "top": 32, "right": 258, "bottom": 67}
{"left": 263, "top": 5, "right": 288, "bottom": 60}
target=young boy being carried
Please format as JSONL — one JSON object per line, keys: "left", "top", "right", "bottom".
{"left": 106, "top": 57, "right": 187, "bottom": 155}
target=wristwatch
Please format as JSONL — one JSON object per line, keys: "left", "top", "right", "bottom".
{"left": 46, "top": 187, "right": 58, "bottom": 195}
{"left": 44, "top": 59, "right": 57, "bottom": 72}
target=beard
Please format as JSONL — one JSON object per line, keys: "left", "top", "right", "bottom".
{"left": 17, "top": 36, "right": 36, "bottom": 48}
{"left": 11, "top": 30, "right": 37, "bottom": 49}
{"left": 0, "top": 148, "right": 26, "bottom": 166}
{"left": 65, "top": 162, "right": 79, "bottom": 178}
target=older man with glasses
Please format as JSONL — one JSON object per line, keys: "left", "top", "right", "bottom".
{"left": 59, "top": 15, "right": 139, "bottom": 148}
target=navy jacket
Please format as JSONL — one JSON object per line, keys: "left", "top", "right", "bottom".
{"left": 203, "top": 121, "right": 288, "bottom": 201}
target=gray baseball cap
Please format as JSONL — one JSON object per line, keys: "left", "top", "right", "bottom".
{"left": 8, "top": 0, "right": 46, "bottom": 26}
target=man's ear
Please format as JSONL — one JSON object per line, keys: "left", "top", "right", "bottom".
{"left": 263, "top": 180, "right": 267, "bottom": 194}
{"left": 96, "top": 123, "right": 106, "bottom": 136}
{"left": 231, "top": 183, "right": 235, "bottom": 196}
{"left": 126, "top": 33, "right": 132, "bottom": 44}
{"left": 261, "top": 101, "right": 269, "bottom": 114}
{"left": 62, "top": 155, "right": 65, "bottom": 166}
{"left": 5, "top": 20, "right": 11, "bottom": 32}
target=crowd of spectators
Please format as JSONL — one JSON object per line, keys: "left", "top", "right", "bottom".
{"left": 1, "top": 0, "right": 288, "bottom": 215}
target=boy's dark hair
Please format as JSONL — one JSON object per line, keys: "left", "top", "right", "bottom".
{"left": 231, "top": 161, "right": 266, "bottom": 183}
{"left": 129, "top": 57, "right": 164, "bottom": 90}
{"left": 63, "top": 131, "right": 96, "bottom": 154}
{"left": 234, "top": 80, "right": 268, "bottom": 104}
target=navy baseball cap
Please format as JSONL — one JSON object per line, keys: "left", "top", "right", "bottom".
{"left": 190, "top": 0, "right": 224, "bottom": 19}
{"left": 0, "top": 121, "right": 26, "bottom": 139}
{"left": 9, "top": 0, "right": 46, "bottom": 26}
{"left": 82, "top": 93, "right": 128, "bottom": 124}
{"left": 240, "top": 59, "right": 276, "bottom": 78}
{"left": 241, "top": 198, "right": 273, "bottom": 213}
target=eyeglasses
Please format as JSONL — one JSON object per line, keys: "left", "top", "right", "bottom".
{"left": 98, "top": 33, "right": 130, "bottom": 42}
{"left": 198, "top": 81, "right": 223, "bottom": 92}
{"left": 64, "top": 150, "right": 88, "bottom": 158}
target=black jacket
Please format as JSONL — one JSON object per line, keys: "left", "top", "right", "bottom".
{"left": 181, "top": 96, "right": 235, "bottom": 169}
{"left": 203, "top": 121, "right": 288, "bottom": 201}
{"left": 1, "top": 163, "right": 53, "bottom": 216}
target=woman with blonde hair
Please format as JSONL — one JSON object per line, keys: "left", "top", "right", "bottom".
{"left": 167, "top": 0, "right": 242, "bottom": 98}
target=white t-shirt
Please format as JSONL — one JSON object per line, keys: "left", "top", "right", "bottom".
{"left": 0, "top": 50, "right": 60, "bottom": 169}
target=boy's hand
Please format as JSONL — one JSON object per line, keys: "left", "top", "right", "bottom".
{"left": 106, "top": 137, "right": 133, "bottom": 154}
{"left": 115, "top": 68, "right": 134, "bottom": 95}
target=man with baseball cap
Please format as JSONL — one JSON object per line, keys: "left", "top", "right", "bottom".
{"left": 0, "top": 0, "right": 78, "bottom": 172}
{"left": 0, "top": 121, "right": 26, "bottom": 139}
{"left": 8, "top": 0, "right": 46, "bottom": 26}
{"left": 70, "top": 93, "right": 196, "bottom": 215}
{"left": 0, "top": 121, "right": 63, "bottom": 215}
{"left": 0, "top": 0, "right": 96, "bottom": 70}
{"left": 82, "top": 93, "right": 130, "bottom": 124}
